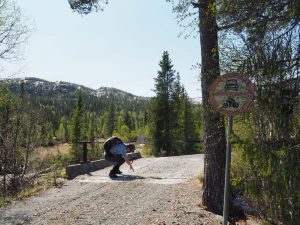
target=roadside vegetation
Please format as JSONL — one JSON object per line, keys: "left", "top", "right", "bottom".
{"left": 0, "top": 142, "right": 69, "bottom": 207}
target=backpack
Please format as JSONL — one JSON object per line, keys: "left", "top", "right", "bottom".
{"left": 103, "top": 136, "right": 124, "bottom": 157}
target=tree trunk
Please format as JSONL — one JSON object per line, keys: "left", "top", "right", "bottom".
{"left": 198, "top": 0, "right": 227, "bottom": 215}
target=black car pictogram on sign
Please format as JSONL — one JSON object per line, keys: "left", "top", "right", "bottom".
{"left": 223, "top": 97, "right": 239, "bottom": 108}
{"left": 224, "top": 79, "right": 239, "bottom": 91}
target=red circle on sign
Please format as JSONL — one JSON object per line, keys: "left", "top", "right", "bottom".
{"left": 209, "top": 72, "right": 255, "bottom": 116}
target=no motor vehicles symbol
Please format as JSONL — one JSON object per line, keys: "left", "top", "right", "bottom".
{"left": 209, "top": 72, "right": 255, "bottom": 116}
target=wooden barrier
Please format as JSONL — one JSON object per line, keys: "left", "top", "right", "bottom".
{"left": 66, "top": 152, "right": 141, "bottom": 179}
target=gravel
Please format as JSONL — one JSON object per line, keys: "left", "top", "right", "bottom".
{"left": 0, "top": 154, "right": 259, "bottom": 225}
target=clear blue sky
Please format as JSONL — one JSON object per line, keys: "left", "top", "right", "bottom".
{"left": 7, "top": 0, "right": 201, "bottom": 99}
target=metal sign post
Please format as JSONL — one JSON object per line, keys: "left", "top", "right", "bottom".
{"left": 223, "top": 115, "right": 233, "bottom": 225}
{"left": 209, "top": 72, "right": 254, "bottom": 225}
{"left": 77, "top": 141, "right": 90, "bottom": 163}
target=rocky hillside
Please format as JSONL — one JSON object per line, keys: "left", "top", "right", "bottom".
{"left": 1, "top": 77, "right": 149, "bottom": 102}
{"left": 1, "top": 77, "right": 149, "bottom": 109}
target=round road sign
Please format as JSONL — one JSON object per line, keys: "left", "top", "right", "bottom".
{"left": 209, "top": 72, "right": 255, "bottom": 116}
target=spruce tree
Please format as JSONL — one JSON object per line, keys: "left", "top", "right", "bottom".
{"left": 70, "top": 91, "right": 85, "bottom": 162}
{"left": 181, "top": 92, "right": 198, "bottom": 154}
{"left": 151, "top": 51, "right": 176, "bottom": 155}
{"left": 105, "top": 102, "right": 115, "bottom": 137}
{"left": 170, "top": 73, "right": 184, "bottom": 155}
{"left": 88, "top": 112, "right": 96, "bottom": 158}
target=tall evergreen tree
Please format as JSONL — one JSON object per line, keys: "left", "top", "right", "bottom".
{"left": 88, "top": 112, "right": 96, "bottom": 158}
{"left": 124, "top": 110, "right": 133, "bottom": 130}
{"left": 151, "top": 51, "right": 176, "bottom": 155}
{"left": 170, "top": 73, "right": 184, "bottom": 155}
{"left": 181, "top": 92, "right": 198, "bottom": 154}
{"left": 70, "top": 91, "right": 85, "bottom": 162}
{"left": 105, "top": 102, "right": 115, "bottom": 136}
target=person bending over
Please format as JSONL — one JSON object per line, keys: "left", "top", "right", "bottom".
{"left": 104, "top": 136, "right": 135, "bottom": 178}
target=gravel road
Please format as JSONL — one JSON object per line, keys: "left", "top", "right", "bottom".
{"left": 0, "top": 154, "right": 225, "bottom": 225}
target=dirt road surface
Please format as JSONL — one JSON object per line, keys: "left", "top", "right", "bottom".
{"left": 0, "top": 154, "right": 226, "bottom": 225}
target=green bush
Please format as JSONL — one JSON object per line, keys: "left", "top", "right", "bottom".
{"left": 140, "top": 144, "right": 155, "bottom": 157}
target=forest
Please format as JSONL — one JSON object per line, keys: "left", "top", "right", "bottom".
{"left": 0, "top": 0, "right": 300, "bottom": 224}
{"left": 0, "top": 51, "right": 203, "bottom": 198}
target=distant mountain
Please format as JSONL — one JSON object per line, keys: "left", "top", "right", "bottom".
{"left": 0, "top": 76, "right": 149, "bottom": 102}
{"left": 0, "top": 77, "right": 150, "bottom": 122}
{"left": 1, "top": 77, "right": 94, "bottom": 97}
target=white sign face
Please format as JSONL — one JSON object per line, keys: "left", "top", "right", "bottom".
{"left": 209, "top": 72, "right": 255, "bottom": 116}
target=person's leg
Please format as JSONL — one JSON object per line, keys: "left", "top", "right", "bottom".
{"left": 105, "top": 155, "right": 118, "bottom": 177}
{"left": 106, "top": 154, "right": 125, "bottom": 177}
{"left": 111, "top": 155, "right": 125, "bottom": 174}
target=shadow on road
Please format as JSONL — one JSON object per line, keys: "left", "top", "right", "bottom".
{"left": 109, "top": 174, "right": 146, "bottom": 181}
{"left": 83, "top": 172, "right": 189, "bottom": 184}
{"left": 109, "top": 175, "right": 186, "bottom": 182}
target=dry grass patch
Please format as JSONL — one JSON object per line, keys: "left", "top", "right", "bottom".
{"left": 35, "top": 143, "right": 71, "bottom": 160}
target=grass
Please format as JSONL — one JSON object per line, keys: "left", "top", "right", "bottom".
{"left": 0, "top": 168, "right": 66, "bottom": 208}
{"left": 35, "top": 143, "right": 71, "bottom": 160}
{"left": 140, "top": 144, "right": 155, "bottom": 157}
{"left": 0, "top": 197, "right": 11, "bottom": 208}
{"left": 197, "top": 175, "right": 204, "bottom": 184}
{"left": 261, "top": 221, "right": 273, "bottom": 225}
